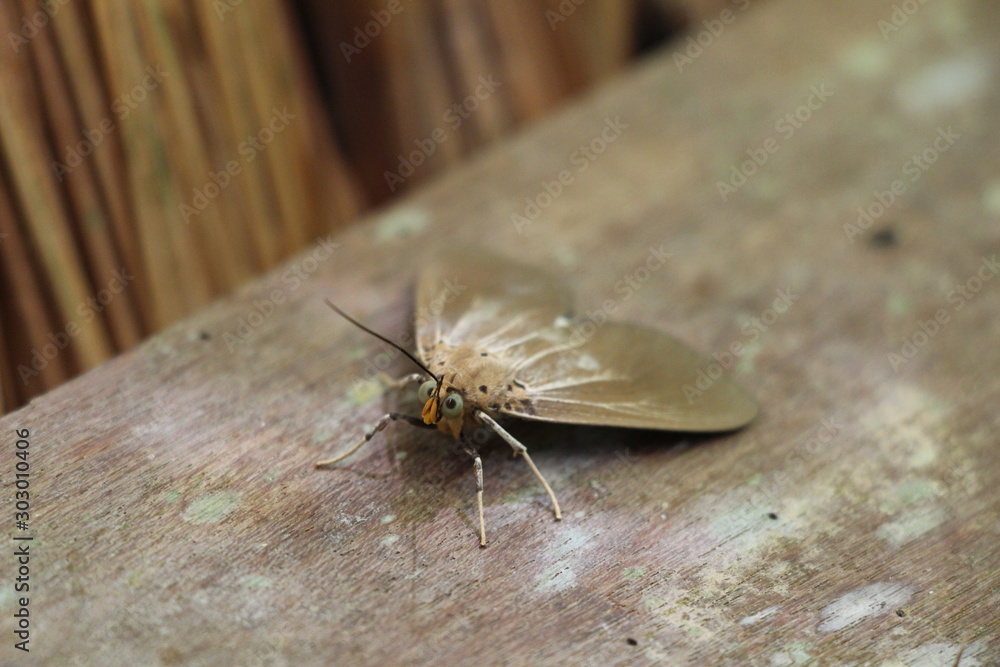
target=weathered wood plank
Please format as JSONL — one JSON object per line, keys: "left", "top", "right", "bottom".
{"left": 2, "top": 0, "right": 999, "bottom": 663}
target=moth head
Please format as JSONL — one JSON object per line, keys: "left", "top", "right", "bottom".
{"left": 419, "top": 376, "right": 464, "bottom": 425}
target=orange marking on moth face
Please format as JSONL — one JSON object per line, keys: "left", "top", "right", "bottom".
{"left": 438, "top": 416, "right": 463, "bottom": 439}
{"left": 422, "top": 378, "right": 456, "bottom": 425}
{"left": 421, "top": 396, "right": 439, "bottom": 424}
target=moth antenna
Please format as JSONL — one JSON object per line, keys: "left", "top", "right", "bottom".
{"left": 324, "top": 298, "right": 438, "bottom": 381}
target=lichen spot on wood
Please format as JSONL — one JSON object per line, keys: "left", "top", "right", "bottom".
{"left": 182, "top": 492, "right": 241, "bottom": 524}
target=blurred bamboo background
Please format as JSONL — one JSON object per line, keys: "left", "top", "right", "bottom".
{"left": 0, "top": 0, "right": 756, "bottom": 414}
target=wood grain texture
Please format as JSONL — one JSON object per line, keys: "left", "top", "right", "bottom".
{"left": 0, "top": 0, "right": 363, "bottom": 413}
{"left": 2, "top": 0, "right": 999, "bottom": 663}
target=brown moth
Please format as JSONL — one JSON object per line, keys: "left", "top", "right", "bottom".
{"left": 316, "top": 250, "right": 758, "bottom": 547}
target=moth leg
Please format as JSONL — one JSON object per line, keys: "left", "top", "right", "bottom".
{"left": 377, "top": 372, "right": 424, "bottom": 391}
{"left": 315, "top": 412, "right": 430, "bottom": 467}
{"left": 475, "top": 411, "right": 562, "bottom": 521}
{"left": 459, "top": 437, "right": 487, "bottom": 547}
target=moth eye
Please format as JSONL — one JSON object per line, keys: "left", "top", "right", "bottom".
{"left": 441, "top": 393, "right": 464, "bottom": 419}
{"left": 418, "top": 380, "right": 436, "bottom": 403}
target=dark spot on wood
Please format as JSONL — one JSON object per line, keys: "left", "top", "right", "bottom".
{"left": 506, "top": 384, "right": 513, "bottom": 391}
{"left": 767, "top": 512, "right": 778, "bottom": 520}
{"left": 691, "top": 274, "right": 718, "bottom": 300}
{"left": 503, "top": 402, "right": 511, "bottom": 410}
{"left": 490, "top": 403, "right": 500, "bottom": 410}
{"left": 479, "top": 385, "right": 488, "bottom": 393}
{"left": 870, "top": 227, "right": 898, "bottom": 248}
{"left": 480, "top": 352, "right": 488, "bottom": 356}
{"left": 626, "top": 638, "right": 638, "bottom": 646}
{"left": 895, "top": 609, "right": 906, "bottom": 617}
{"left": 198, "top": 331, "right": 210, "bottom": 340}
{"left": 437, "top": 361, "right": 445, "bottom": 366}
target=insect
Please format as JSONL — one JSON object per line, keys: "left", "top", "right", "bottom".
{"left": 316, "top": 250, "right": 758, "bottom": 547}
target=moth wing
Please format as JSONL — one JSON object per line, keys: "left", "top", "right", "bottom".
{"left": 415, "top": 250, "right": 573, "bottom": 362}
{"left": 502, "top": 321, "right": 758, "bottom": 431}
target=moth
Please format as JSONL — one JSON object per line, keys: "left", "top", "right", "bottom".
{"left": 316, "top": 250, "right": 757, "bottom": 547}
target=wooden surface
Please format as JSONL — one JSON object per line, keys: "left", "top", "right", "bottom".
{"left": 3, "top": 0, "right": 999, "bottom": 663}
